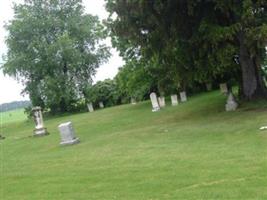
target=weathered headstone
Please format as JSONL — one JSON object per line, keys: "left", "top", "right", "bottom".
{"left": 32, "top": 107, "right": 48, "bottom": 136}
{"left": 171, "top": 94, "right": 179, "bottom": 106}
{"left": 0, "top": 135, "right": 5, "bottom": 140}
{"left": 131, "top": 97, "right": 137, "bottom": 105}
{"left": 58, "top": 122, "right": 80, "bottom": 146}
{"left": 99, "top": 101, "right": 104, "bottom": 108}
{"left": 87, "top": 103, "right": 94, "bottom": 112}
{"left": 150, "top": 92, "right": 160, "bottom": 112}
{"left": 220, "top": 83, "right": 228, "bottom": 95}
{"left": 180, "top": 91, "right": 187, "bottom": 102}
{"left": 158, "top": 96, "right": 166, "bottom": 108}
{"left": 225, "top": 92, "right": 238, "bottom": 111}
{"left": 206, "top": 83, "right": 212, "bottom": 91}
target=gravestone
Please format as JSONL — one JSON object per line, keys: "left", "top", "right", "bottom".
{"left": 171, "top": 94, "right": 179, "bottom": 106}
{"left": 150, "top": 92, "right": 160, "bottom": 112}
{"left": 206, "top": 83, "right": 212, "bottom": 91}
{"left": 58, "top": 122, "right": 80, "bottom": 146}
{"left": 180, "top": 91, "right": 187, "bottom": 102}
{"left": 225, "top": 92, "right": 238, "bottom": 111}
{"left": 158, "top": 96, "right": 166, "bottom": 108}
{"left": 32, "top": 107, "right": 48, "bottom": 136}
{"left": 0, "top": 135, "right": 5, "bottom": 140}
{"left": 131, "top": 97, "right": 137, "bottom": 105}
{"left": 99, "top": 101, "right": 104, "bottom": 108}
{"left": 220, "top": 83, "right": 228, "bottom": 95}
{"left": 87, "top": 103, "right": 94, "bottom": 112}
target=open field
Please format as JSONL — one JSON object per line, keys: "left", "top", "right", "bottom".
{"left": 1, "top": 91, "right": 267, "bottom": 199}
{"left": 0, "top": 109, "right": 28, "bottom": 125}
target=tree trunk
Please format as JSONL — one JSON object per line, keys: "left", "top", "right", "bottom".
{"left": 238, "top": 33, "right": 267, "bottom": 100}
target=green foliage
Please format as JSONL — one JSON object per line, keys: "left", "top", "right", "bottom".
{"left": 3, "top": 0, "right": 110, "bottom": 113}
{"left": 115, "top": 59, "right": 156, "bottom": 101}
{"left": 85, "top": 79, "right": 120, "bottom": 107}
{"left": 106, "top": 0, "right": 267, "bottom": 99}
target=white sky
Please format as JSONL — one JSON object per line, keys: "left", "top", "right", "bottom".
{"left": 0, "top": 0, "right": 124, "bottom": 104}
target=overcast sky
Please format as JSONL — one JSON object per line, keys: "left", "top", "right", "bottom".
{"left": 0, "top": 0, "right": 124, "bottom": 104}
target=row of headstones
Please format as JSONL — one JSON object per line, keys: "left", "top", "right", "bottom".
{"left": 86, "top": 101, "right": 104, "bottom": 113}
{"left": 149, "top": 83, "right": 238, "bottom": 112}
{"left": 150, "top": 91, "right": 187, "bottom": 112}
{"left": 32, "top": 107, "right": 79, "bottom": 146}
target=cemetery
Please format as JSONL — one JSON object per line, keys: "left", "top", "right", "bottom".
{"left": 0, "top": 0, "right": 267, "bottom": 199}
{"left": 1, "top": 90, "right": 267, "bottom": 199}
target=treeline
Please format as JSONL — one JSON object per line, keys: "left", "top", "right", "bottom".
{"left": 105, "top": 0, "right": 267, "bottom": 101}
{"left": 2, "top": 0, "right": 267, "bottom": 115}
{"left": 0, "top": 100, "right": 31, "bottom": 112}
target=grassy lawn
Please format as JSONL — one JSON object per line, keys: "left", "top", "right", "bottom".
{"left": 1, "top": 91, "right": 267, "bottom": 199}
{"left": 0, "top": 109, "right": 28, "bottom": 125}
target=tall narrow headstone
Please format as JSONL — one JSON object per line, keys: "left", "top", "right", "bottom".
{"left": 171, "top": 94, "right": 179, "bottom": 106}
{"left": 99, "top": 101, "right": 104, "bottom": 108}
{"left": 180, "top": 91, "right": 187, "bottom": 102}
{"left": 158, "top": 96, "right": 166, "bottom": 108}
{"left": 131, "top": 97, "right": 137, "bottom": 105}
{"left": 220, "top": 83, "right": 228, "bottom": 95}
{"left": 150, "top": 92, "right": 160, "bottom": 112}
{"left": 58, "top": 122, "right": 80, "bottom": 146}
{"left": 87, "top": 103, "right": 94, "bottom": 112}
{"left": 225, "top": 92, "right": 238, "bottom": 111}
{"left": 32, "top": 107, "right": 48, "bottom": 136}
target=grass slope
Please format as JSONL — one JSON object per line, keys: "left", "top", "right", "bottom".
{"left": 1, "top": 91, "right": 267, "bottom": 200}
{"left": 0, "top": 109, "right": 27, "bottom": 125}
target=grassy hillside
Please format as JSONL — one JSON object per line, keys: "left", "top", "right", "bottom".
{"left": 0, "top": 109, "right": 28, "bottom": 125}
{"left": 1, "top": 91, "right": 267, "bottom": 199}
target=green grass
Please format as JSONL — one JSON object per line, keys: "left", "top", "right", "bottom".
{"left": 0, "top": 109, "right": 28, "bottom": 125}
{"left": 1, "top": 91, "right": 267, "bottom": 199}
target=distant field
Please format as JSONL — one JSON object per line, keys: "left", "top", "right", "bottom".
{"left": 1, "top": 91, "right": 267, "bottom": 199}
{"left": 0, "top": 108, "right": 28, "bottom": 125}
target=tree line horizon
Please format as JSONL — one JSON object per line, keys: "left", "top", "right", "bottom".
{"left": 2, "top": 0, "right": 267, "bottom": 114}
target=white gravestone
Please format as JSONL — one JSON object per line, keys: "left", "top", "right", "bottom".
{"left": 87, "top": 103, "right": 94, "bottom": 112}
{"left": 131, "top": 97, "right": 137, "bottom": 105}
{"left": 150, "top": 92, "right": 160, "bottom": 112}
{"left": 99, "top": 101, "right": 104, "bottom": 108}
{"left": 32, "top": 107, "right": 48, "bottom": 136}
{"left": 171, "top": 94, "right": 179, "bottom": 106}
{"left": 58, "top": 122, "right": 80, "bottom": 146}
{"left": 225, "top": 92, "right": 238, "bottom": 111}
{"left": 220, "top": 83, "right": 228, "bottom": 95}
{"left": 158, "top": 96, "right": 166, "bottom": 108}
{"left": 180, "top": 91, "right": 187, "bottom": 102}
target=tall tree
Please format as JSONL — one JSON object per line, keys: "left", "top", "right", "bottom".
{"left": 3, "top": 0, "right": 110, "bottom": 113}
{"left": 106, "top": 0, "right": 267, "bottom": 100}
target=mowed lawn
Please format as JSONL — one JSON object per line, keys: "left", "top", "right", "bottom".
{"left": 1, "top": 108, "right": 28, "bottom": 124}
{"left": 1, "top": 91, "right": 267, "bottom": 200}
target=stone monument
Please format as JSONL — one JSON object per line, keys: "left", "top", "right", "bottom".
{"left": 206, "top": 83, "right": 212, "bottom": 91}
{"left": 99, "top": 101, "right": 104, "bottom": 108}
{"left": 87, "top": 103, "right": 94, "bottom": 112}
{"left": 58, "top": 122, "right": 80, "bottom": 146}
{"left": 131, "top": 97, "right": 137, "bottom": 105}
{"left": 32, "top": 107, "right": 48, "bottom": 136}
{"left": 158, "top": 96, "right": 166, "bottom": 108}
{"left": 220, "top": 83, "right": 228, "bottom": 95}
{"left": 0, "top": 134, "right": 5, "bottom": 140}
{"left": 150, "top": 92, "right": 160, "bottom": 112}
{"left": 171, "top": 94, "right": 179, "bottom": 106}
{"left": 225, "top": 92, "right": 238, "bottom": 111}
{"left": 180, "top": 91, "right": 187, "bottom": 102}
